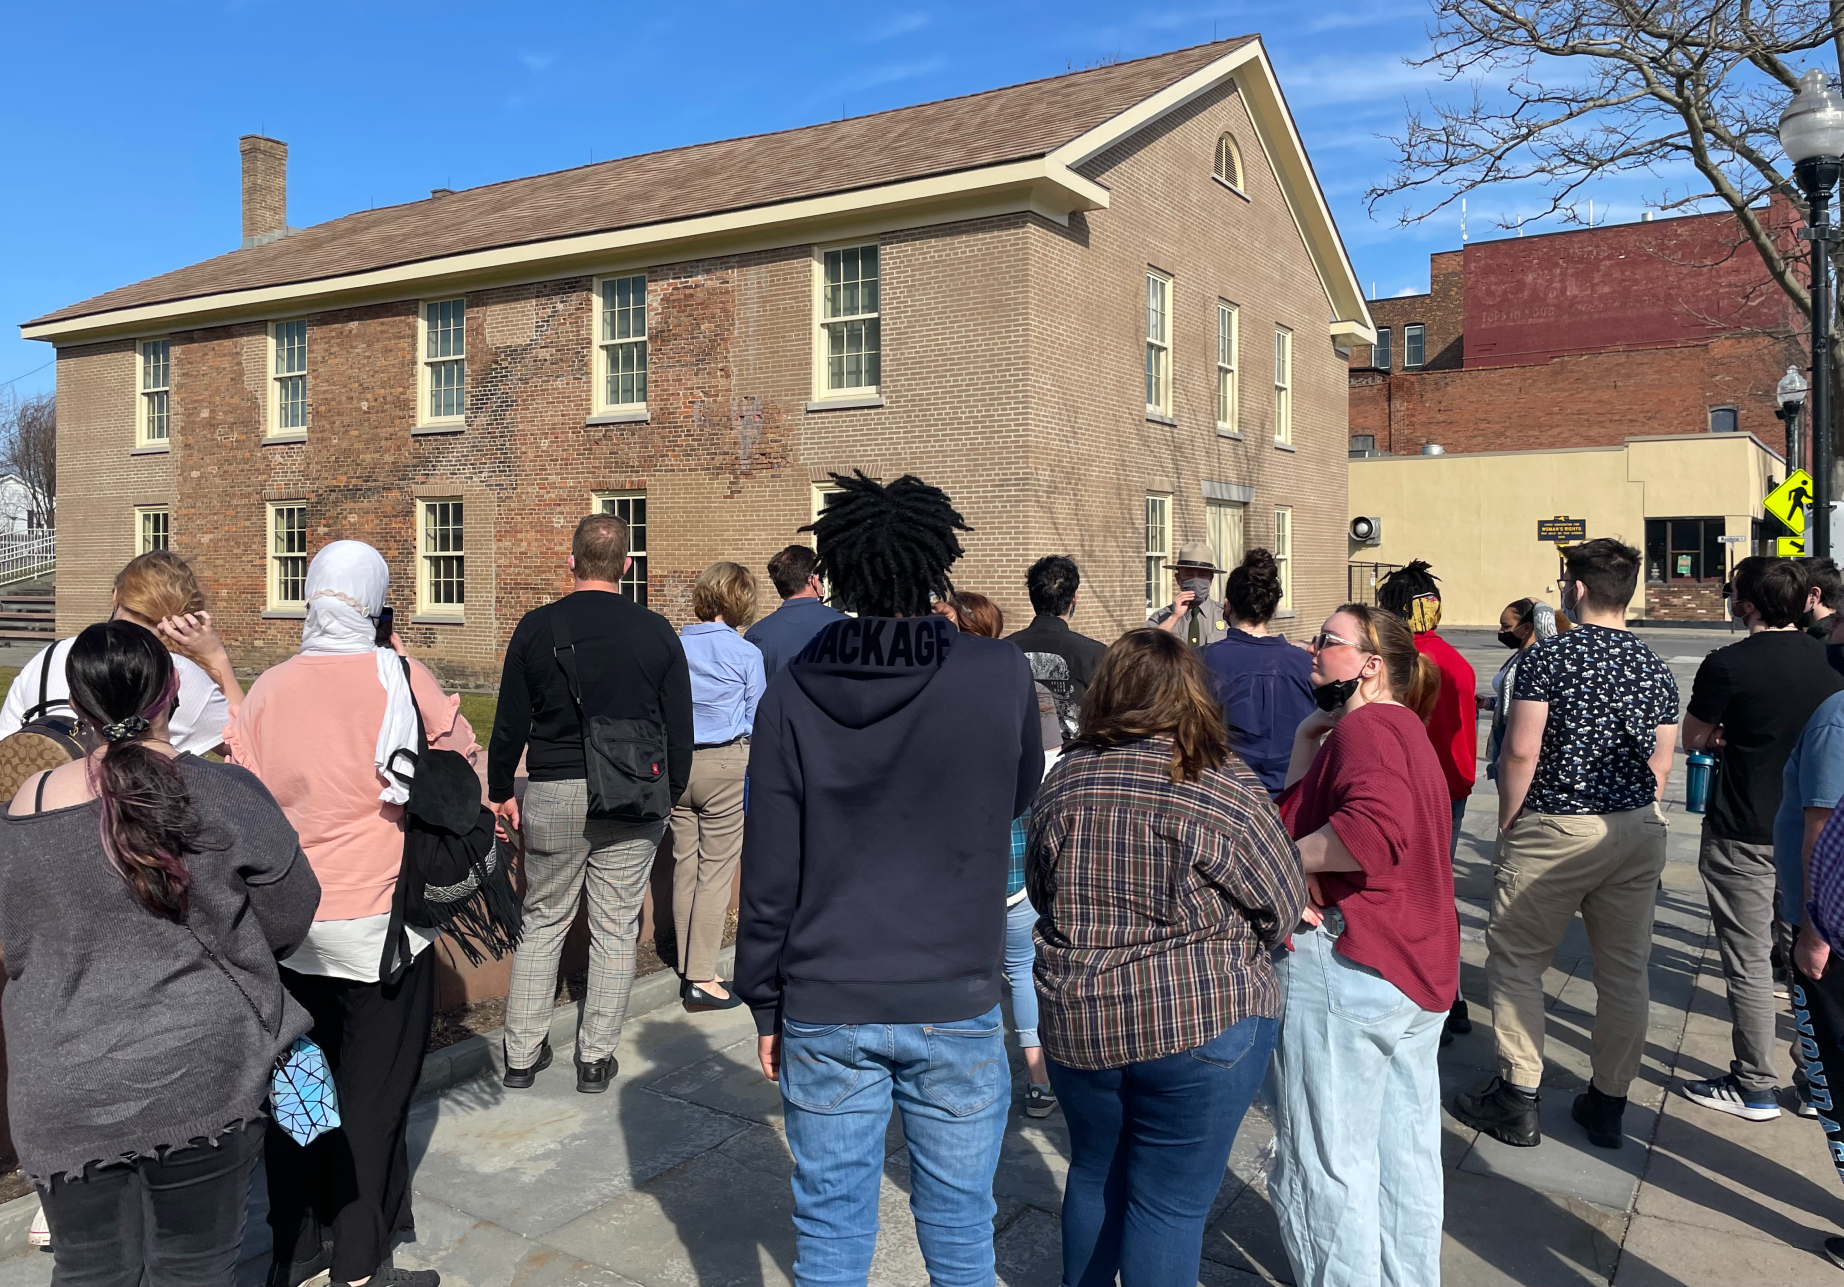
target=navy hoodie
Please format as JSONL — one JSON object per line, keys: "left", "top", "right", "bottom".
{"left": 735, "top": 614, "right": 1043, "bottom": 1034}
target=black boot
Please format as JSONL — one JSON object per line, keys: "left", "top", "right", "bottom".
{"left": 502, "top": 1038, "right": 552, "bottom": 1090}
{"left": 1571, "top": 1084, "right": 1627, "bottom": 1149}
{"left": 1450, "top": 1076, "right": 1542, "bottom": 1147}
{"left": 576, "top": 1052, "right": 617, "bottom": 1093}
{"left": 1446, "top": 996, "right": 1473, "bottom": 1035}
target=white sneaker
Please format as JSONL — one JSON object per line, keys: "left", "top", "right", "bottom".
{"left": 1682, "top": 1073, "right": 1782, "bottom": 1121}
{"left": 27, "top": 1203, "right": 49, "bottom": 1248}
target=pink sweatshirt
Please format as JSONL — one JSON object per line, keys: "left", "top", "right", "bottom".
{"left": 227, "top": 653, "right": 478, "bottom": 920}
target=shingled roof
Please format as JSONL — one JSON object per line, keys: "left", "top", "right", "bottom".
{"left": 30, "top": 38, "right": 1256, "bottom": 328}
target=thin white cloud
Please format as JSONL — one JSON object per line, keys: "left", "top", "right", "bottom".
{"left": 1392, "top": 286, "right": 1420, "bottom": 296}
{"left": 837, "top": 57, "right": 948, "bottom": 94}
{"left": 862, "top": 12, "right": 931, "bottom": 41}
{"left": 520, "top": 52, "right": 556, "bottom": 72}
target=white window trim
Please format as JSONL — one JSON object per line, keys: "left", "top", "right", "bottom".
{"left": 1273, "top": 507, "right": 1293, "bottom": 613}
{"left": 415, "top": 497, "right": 466, "bottom": 617}
{"left": 137, "top": 339, "right": 171, "bottom": 449}
{"left": 266, "top": 502, "right": 309, "bottom": 611}
{"left": 418, "top": 299, "right": 467, "bottom": 427}
{"left": 1403, "top": 323, "right": 1426, "bottom": 370}
{"left": 1214, "top": 133, "right": 1244, "bottom": 192}
{"left": 135, "top": 505, "right": 169, "bottom": 554}
{"left": 592, "top": 489, "right": 649, "bottom": 603}
{"left": 1273, "top": 326, "right": 1293, "bottom": 446}
{"left": 592, "top": 275, "right": 649, "bottom": 415}
{"left": 812, "top": 243, "right": 882, "bottom": 402}
{"left": 1146, "top": 271, "right": 1173, "bottom": 418}
{"left": 1144, "top": 492, "right": 1172, "bottom": 613}
{"left": 1216, "top": 302, "right": 1239, "bottom": 435}
{"left": 266, "top": 320, "right": 308, "bottom": 438}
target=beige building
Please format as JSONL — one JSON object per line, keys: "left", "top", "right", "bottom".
{"left": 1348, "top": 433, "right": 1784, "bottom": 626}
{"left": 26, "top": 37, "right": 1372, "bottom": 684}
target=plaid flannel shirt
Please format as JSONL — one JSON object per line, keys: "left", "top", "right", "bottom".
{"left": 1025, "top": 738, "right": 1306, "bottom": 1069}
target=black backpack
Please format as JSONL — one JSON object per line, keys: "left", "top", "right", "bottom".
{"left": 378, "top": 657, "right": 522, "bottom": 981}
{"left": 551, "top": 611, "right": 672, "bottom": 824}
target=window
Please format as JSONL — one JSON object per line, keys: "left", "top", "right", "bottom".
{"left": 267, "top": 504, "right": 308, "bottom": 609}
{"left": 1146, "top": 272, "right": 1172, "bottom": 416}
{"left": 1214, "top": 133, "right": 1243, "bottom": 189}
{"left": 1273, "top": 327, "right": 1293, "bottom": 445}
{"left": 1216, "top": 303, "right": 1238, "bottom": 433}
{"left": 593, "top": 490, "right": 648, "bottom": 605}
{"left": 1273, "top": 508, "right": 1293, "bottom": 612}
{"left": 269, "top": 320, "right": 307, "bottom": 435}
{"left": 1644, "top": 517, "right": 1725, "bottom": 583}
{"left": 596, "top": 276, "right": 648, "bottom": 411}
{"left": 1144, "top": 493, "right": 1171, "bottom": 612}
{"left": 1404, "top": 323, "right": 1426, "bottom": 369}
{"left": 138, "top": 339, "right": 170, "bottom": 447}
{"left": 417, "top": 499, "right": 465, "bottom": 614}
{"left": 136, "top": 506, "right": 169, "bottom": 553}
{"left": 1373, "top": 327, "right": 1392, "bottom": 371}
{"left": 1710, "top": 406, "right": 1739, "bottom": 433}
{"left": 1206, "top": 501, "right": 1245, "bottom": 601}
{"left": 421, "top": 299, "right": 466, "bottom": 423}
{"left": 819, "top": 245, "right": 880, "bottom": 394}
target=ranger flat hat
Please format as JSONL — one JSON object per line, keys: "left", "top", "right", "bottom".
{"left": 1164, "top": 541, "right": 1225, "bottom": 574}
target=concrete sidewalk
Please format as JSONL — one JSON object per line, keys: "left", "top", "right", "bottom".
{"left": 5, "top": 789, "right": 1844, "bottom": 1285}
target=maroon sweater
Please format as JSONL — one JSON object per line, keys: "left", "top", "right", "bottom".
{"left": 1280, "top": 702, "right": 1458, "bottom": 1012}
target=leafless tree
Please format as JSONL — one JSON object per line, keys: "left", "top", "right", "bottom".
{"left": 0, "top": 391, "right": 56, "bottom": 530}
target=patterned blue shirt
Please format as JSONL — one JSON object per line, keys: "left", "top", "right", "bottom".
{"left": 680, "top": 621, "right": 766, "bottom": 744}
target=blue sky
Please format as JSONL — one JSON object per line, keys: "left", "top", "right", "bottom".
{"left": 0, "top": 0, "right": 1676, "bottom": 401}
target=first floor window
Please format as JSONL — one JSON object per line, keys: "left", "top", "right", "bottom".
{"left": 1645, "top": 517, "right": 1725, "bottom": 584}
{"left": 1273, "top": 327, "right": 1293, "bottom": 444}
{"left": 139, "top": 339, "right": 170, "bottom": 446}
{"left": 820, "top": 245, "right": 880, "bottom": 393}
{"left": 422, "top": 299, "right": 466, "bottom": 422}
{"left": 137, "top": 506, "right": 169, "bottom": 553}
{"left": 270, "top": 319, "right": 307, "bottom": 434}
{"left": 417, "top": 498, "right": 465, "bottom": 613}
{"left": 1273, "top": 507, "right": 1293, "bottom": 612}
{"left": 594, "top": 490, "right": 649, "bottom": 605}
{"left": 1145, "top": 272, "right": 1172, "bottom": 415}
{"left": 1217, "top": 303, "right": 1238, "bottom": 432}
{"left": 1404, "top": 323, "right": 1426, "bottom": 369}
{"left": 1144, "top": 493, "right": 1171, "bottom": 612}
{"left": 598, "top": 276, "right": 648, "bottom": 409}
{"left": 1206, "top": 501, "right": 1246, "bottom": 602}
{"left": 268, "top": 504, "right": 308, "bottom": 608}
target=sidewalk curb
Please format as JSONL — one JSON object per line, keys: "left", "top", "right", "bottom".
{"left": 0, "top": 945, "right": 738, "bottom": 1263}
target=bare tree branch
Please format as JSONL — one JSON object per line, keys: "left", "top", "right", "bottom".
{"left": 0, "top": 391, "right": 56, "bottom": 530}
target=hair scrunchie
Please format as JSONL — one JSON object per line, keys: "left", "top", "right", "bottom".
{"left": 100, "top": 715, "right": 150, "bottom": 744}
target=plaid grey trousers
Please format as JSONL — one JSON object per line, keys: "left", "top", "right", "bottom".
{"left": 503, "top": 778, "right": 664, "bottom": 1066}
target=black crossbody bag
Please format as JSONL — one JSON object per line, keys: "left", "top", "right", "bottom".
{"left": 550, "top": 612, "right": 672, "bottom": 824}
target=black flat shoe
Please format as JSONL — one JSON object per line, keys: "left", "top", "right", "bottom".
{"left": 1450, "top": 1076, "right": 1542, "bottom": 1147}
{"left": 1446, "top": 997, "right": 1473, "bottom": 1036}
{"left": 576, "top": 1053, "right": 616, "bottom": 1093}
{"left": 503, "top": 1038, "right": 552, "bottom": 1089}
{"left": 1572, "top": 1084, "right": 1627, "bottom": 1150}
{"left": 682, "top": 979, "right": 745, "bottom": 1012}
{"left": 267, "top": 1238, "right": 334, "bottom": 1287}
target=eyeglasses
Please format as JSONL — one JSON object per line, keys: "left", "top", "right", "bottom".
{"left": 1310, "top": 630, "right": 1363, "bottom": 652}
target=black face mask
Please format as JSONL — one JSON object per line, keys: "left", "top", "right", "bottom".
{"left": 1498, "top": 631, "right": 1522, "bottom": 650}
{"left": 1313, "top": 676, "right": 1362, "bottom": 712}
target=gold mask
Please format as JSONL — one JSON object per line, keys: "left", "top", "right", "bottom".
{"left": 1407, "top": 594, "right": 1442, "bottom": 634}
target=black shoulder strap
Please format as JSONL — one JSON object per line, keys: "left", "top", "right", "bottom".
{"left": 23, "top": 641, "right": 59, "bottom": 724}
{"left": 379, "top": 653, "right": 429, "bottom": 983}
{"left": 33, "top": 771, "right": 48, "bottom": 814}
{"left": 551, "top": 609, "right": 588, "bottom": 721}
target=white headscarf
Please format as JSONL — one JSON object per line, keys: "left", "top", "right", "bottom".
{"left": 299, "top": 540, "right": 420, "bottom": 805}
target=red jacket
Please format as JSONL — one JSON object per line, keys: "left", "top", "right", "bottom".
{"left": 1414, "top": 630, "right": 1477, "bottom": 802}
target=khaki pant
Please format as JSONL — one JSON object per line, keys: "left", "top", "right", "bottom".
{"left": 1486, "top": 804, "right": 1669, "bottom": 1096}
{"left": 668, "top": 742, "right": 748, "bottom": 981}
{"left": 1698, "top": 829, "right": 1783, "bottom": 1092}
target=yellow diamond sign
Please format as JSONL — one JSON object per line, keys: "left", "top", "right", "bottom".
{"left": 1765, "top": 469, "right": 1815, "bottom": 534}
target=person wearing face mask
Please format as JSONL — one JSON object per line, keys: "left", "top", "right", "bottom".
{"left": 1801, "top": 557, "right": 1842, "bottom": 641}
{"left": 1149, "top": 542, "right": 1230, "bottom": 647}
{"left": 1266, "top": 603, "right": 1454, "bottom": 1287}
{"left": 1486, "top": 599, "right": 1568, "bottom": 781}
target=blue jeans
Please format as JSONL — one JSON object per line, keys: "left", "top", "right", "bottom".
{"left": 1004, "top": 896, "right": 1041, "bottom": 1051}
{"left": 1048, "top": 1015, "right": 1278, "bottom": 1287}
{"left": 780, "top": 1007, "right": 1009, "bottom": 1287}
{"left": 1269, "top": 926, "right": 1444, "bottom": 1287}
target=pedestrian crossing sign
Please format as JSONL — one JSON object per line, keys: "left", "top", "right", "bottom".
{"left": 1764, "top": 469, "right": 1814, "bottom": 534}
{"left": 1779, "top": 535, "right": 1807, "bottom": 557}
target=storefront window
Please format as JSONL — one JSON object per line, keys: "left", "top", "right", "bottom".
{"left": 1644, "top": 517, "right": 1725, "bottom": 583}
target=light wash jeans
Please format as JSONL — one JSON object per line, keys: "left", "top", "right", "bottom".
{"left": 780, "top": 1007, "right": 1009, "bottom": 1287}
{"left": 1269, "top": 926, "right": 1445, "bottom": 1287}
{"left": 1004, "top": 896, "right": 1041, "bottom": 1050}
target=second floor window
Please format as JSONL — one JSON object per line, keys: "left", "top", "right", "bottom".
{"left": 599, "top": 276, "right": 648, "bottom": 409}
{"left": 821, "top": 246, "right": 880, "bottom": 393}
{"left": 1146, "top": 272, "right": 1172, "bottom": 416}
{"left": 1404, "top": 323, "right": 1426, "bottom": 368}
{"left": 423, "top": 299, "right": 466, "bottom": 422}
{"left": 1217, "top": 303, "right": 1238, "bottom": 432}
{"left": 1373, "top": 327, "right": 1392, "bottom": 370}
{"left": 139, "top": 340, "right": 170, "bottom": 446}
{"left": 1710, "top": 406, "right": 1739, "bottom": 433}
{"left": 271, "top": 320, "right": 307, "bottom": 434}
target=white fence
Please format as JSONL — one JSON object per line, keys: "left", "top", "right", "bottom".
{"left": 0, "top": 530, "right": 55, "bottom": 588}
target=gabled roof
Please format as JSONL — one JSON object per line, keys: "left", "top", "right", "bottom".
{"left": 24, "top": 36, "right": 1374, "bottom": 347}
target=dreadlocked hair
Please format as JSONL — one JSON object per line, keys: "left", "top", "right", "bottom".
{"left": 1376, "top": 559, "right": 1442, "bottom": 618}
{"left": 803, "top": 472, "right": 970, "bottom": 616}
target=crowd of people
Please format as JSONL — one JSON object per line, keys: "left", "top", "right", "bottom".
{"left": 14, "top": 478, "right": 1844, "bottom": 1285}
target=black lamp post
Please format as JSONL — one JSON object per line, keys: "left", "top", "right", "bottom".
{"left": 1779, "top": 364, "right": 1810, "bottom": 474}
{"left": 1781, "top": 68, "right": 1844, "bottom": 557}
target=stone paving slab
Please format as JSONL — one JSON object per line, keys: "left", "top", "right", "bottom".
{"left": 1617, "top": 1213, "right": 1844, "bottom": 1285}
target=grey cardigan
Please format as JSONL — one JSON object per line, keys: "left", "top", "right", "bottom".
{"left": 0, "top": 755, "right": 320, "bottom": 1184}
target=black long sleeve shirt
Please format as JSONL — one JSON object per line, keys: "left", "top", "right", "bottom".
{"left": 487, "top": 590, "right": 694, "bottom": 804}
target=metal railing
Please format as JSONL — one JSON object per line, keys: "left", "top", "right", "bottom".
{"left": 0, "top": 529, "right": 55, "bottom": 588}
{"left": 1347, "top": 562, "right": 1403, "bottom": 607}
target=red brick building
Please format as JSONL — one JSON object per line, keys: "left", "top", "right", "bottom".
{"left": 28, "top": 37, "right": 1374, "bottom": 686}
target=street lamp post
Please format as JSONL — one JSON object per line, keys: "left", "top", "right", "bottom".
{"left": 1780, "top": 68, "right": 1844, "bottom": 557}
{"left": 1779, "top": 364, "right": 1810, "bottom": 474}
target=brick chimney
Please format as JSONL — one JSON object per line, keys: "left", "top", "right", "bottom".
{"left": 239, "top": 135, "right": 290, "bottom": 249}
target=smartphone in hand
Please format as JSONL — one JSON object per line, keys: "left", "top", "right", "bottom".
{"left": 375, "top": 606, "right": 394, "bottom": 647}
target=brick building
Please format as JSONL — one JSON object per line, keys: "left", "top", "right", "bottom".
{"left": 1347, "top": 208, "right": 1808, "bottom": 622}
{"left": 27, "top": 37, "right": 1373, "bottom": 685}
